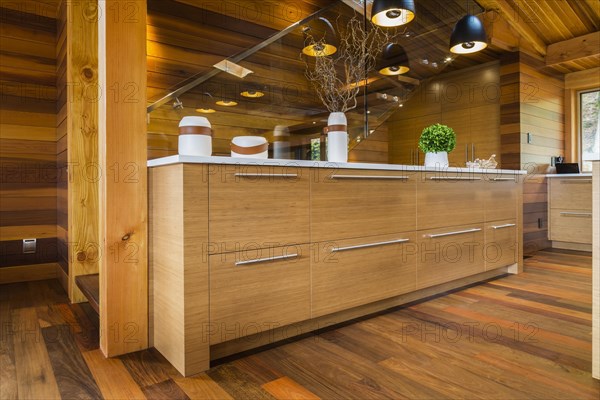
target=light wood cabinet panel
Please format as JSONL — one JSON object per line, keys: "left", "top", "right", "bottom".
{"left": 484, "top": 175, "right": 519, "bottom": 222}
{"left": 549, "top": 178, "right": 593, "bottom": 210}
{"left": 209, "top": 165, "right": 309, "bottom": 253}
{"left": 484, "top": 220, "right": 518, "bottom": 271}
{"left": 209, "top": 245, "right": 311, "bottom": 345}
{"left": 417, "top": 224, "right": 485, "bottom": 289}
{"left": 310, "top": 168, "right": 416, "bottom": 242}
{"left": 442, "top": 110, "right": 470, "bottom": 166}
{"left": 549, "top": 209, "right": 593, "bottom": 244}
{"left": 417, "top": 172, "right": 484, "bottom": 230}
{"left": 312, "top": 232, "right": 417, "bottom": 318}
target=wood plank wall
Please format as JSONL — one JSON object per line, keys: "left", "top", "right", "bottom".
{"left": 349, "top": 127, "right": 388, "bottom": 164}
{"left": 0, "top": 2, "right": 59, "bottom": 274}
{"left": 500, "top": 52, "right": 565, "bottom": 254}
{"left": 56, "top": 0, "right": 68, "bottom": 289}
{"left": 388, "top": 62, "right": 501, "bottom": 166}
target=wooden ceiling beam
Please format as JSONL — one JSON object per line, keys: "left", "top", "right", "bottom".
{"left": 482, "top": 0, "right": 547, "bottom": 56}
{"left": 546, "top": 31, "right": 600, "bottom": 66}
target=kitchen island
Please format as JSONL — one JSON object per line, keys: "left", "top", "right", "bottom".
{"left": 148, "top": 156, "right": 525, "bottom": 376}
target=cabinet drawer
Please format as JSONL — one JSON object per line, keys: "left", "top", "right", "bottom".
{"left": 549, "top": 209, "right": 592, "bottom": 244}
{"left": 417, "top": 172, "right": 484, "bottom": 230}
{"left": 209, "top": 165, "right": 309, "bottom": 253}
{"left": 484, "top": 220, "right": 518, "bottom": 271}
{"left": 417, "top": 224, "right": 485, "bottom": 289}
{"left": 484, "top": 175, "right": 518, "bottom": 222}
{"left": 312, "top": 232, "right": 417, "bottom": 318}
{"left": 311, "top": 168, "right": 416, "bottom": 242}
{"left": 550, "top": 178, "right": 592, "bottom": 210}
{"left": 209, "top": 245, "right": 311, "bottom": 344}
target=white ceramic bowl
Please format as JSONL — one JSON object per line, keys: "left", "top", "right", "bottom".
{"left": 231, "top": 136, "right": 268, "bottom": 159}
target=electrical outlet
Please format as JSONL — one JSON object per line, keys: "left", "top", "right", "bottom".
{"left": 23, "top": 239, "right": 36, "bottom": 254}
{"left": 527, "top": 133, "right": 533, "bottom": 144}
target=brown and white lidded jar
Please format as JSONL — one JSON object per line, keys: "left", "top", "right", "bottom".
{"left": 178, "top": 116, "right": 213, "bottom": 156}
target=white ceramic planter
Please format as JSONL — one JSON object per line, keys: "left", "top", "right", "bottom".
{"left": 231, "top": 136, "right": 269, "bottom": 159}
{"left": 327, "top": 112, "right": 348, "bottom": 163}
{"left": 178, "top": 116, "right": 212, "bottom": 156}
{"left": 424, "top": 151, "right": 449, "bottom": 167}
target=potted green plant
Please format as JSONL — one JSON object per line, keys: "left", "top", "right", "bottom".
{"left": 418, "top": 123, "right": 456, "bottom": 167}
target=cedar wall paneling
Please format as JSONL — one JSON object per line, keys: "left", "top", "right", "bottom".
{"left": 388, "top": 62, "right": 501, "bottom": 166}
{"left": 0, "top": 3, "right": 58, "bottom": 270}
{"left": 500, "top": 52, "right": 565, "bottom": 254}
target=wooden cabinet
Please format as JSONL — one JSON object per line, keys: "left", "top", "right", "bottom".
{"left": 484, "top": 220, "right": 518, "bottom": 271}
{"left": 209, "top": 245, "right": 311, "bottom": 344}
{"left": 311, "top": 168, "right": 416, "bottom": 242}
{"left": 417, "top": 172, "right": 484, "bottom": 230}
{"left": 312, "top": 232, "right": 417, "bottom": 318}
{"left": 416, "top": 224, "right": 485, "bottom": 289}
{"left": 209, "top": 164, "right": 310, "bottom": 253}
{"left": 484, "top": 174, "right": 519, "bottom": 222}
{"left": 548, "top": 176, "right": 593, "bottom": 247}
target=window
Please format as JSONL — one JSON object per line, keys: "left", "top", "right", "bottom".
{"left": 580, "top": 89, "right": 600, "bottom": 172}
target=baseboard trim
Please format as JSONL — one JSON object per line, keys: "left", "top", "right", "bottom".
{"left": 552, "top": 241, "right": 592, "bottom": 252}
{"left": 0, "top": 262, "right": 59, "bottom": 284}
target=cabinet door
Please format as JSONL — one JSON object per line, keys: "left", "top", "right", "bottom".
{"left": 311, "top": 168, "right": 416, "bottom": 242}
{"left": 485, "top": 220, "right": 518, "bottom": 270}
{"left": 209, "top": 245, "right": 311, "bottom": 344}
{"left": 549, "top": 209, "right": 593, "bottom": 244}
{"left": 209, "top": 165, "right": 309, "bottom": 253}
{"left": 312, "top": 232, "right": 417, "bottom": 318}
{"left": 417, "top": 172, "right": 484, "bottom": 230}
{"left": 484, "top": 174, "right": 519, "bottom": 222}
{"left": 417, "top": 224, "right": 485, "bottom": 289}
{"left": 550, "top": 178, "right": 592, "bottom": 210}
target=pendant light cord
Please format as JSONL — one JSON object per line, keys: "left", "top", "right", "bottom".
{"left": 363, "top": 0, "right": 369, "bottom": 137}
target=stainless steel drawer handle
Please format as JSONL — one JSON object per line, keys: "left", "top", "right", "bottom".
{"left": 330, "top": 175, "right": 409, "bottom": 180}
{"left": 492, "top": 178, "right": 517, "bottom": 182}
{"left": 491, "top": 223, "right": 516, "bottom": 230}
{"left": 560, "top": 180, "right": 592, "bottom": 183}
{"left": 429, "top": 177, "right": 482, "bottom": 181}
{"left": 559, "top": 212, "right": 592, "bottom": 217}
{"left": 234, "top": 173, "right": 298, "bottom": 178}
{"left": 426, "top": 228, "right": 482, "bottom": 238}
{"left": 235, "top": 253, "right": 299, "bottom": 266}
{"left": 331, "top": 238, "right": 410, "bottom": 253}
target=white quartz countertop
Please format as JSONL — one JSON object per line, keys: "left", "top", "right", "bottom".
{"left": 546, "top": 173, "right": 593, "bottom": 178}
{"left": 148, "top": 155, "right": 527, "bottom": 175}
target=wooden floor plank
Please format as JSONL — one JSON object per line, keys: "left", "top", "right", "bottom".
{"left": 206, "top": 364, "right": 278, "bottom": 400}
{"left": 141, "top": 379, "right": 190, "bottom": 400}
{"left": 42, "top": 324, "right": 103, "bottom": 399}
{"left": 0, "top": 288, "right": 17, "bottom": 400}
{"left": 11, "top": 307, "right": 61, "bottom": 400}
{"left": 82, "top": 349, "right": 146, "bottom": 400}
{"left": 262, "top": 376, "right": 321, "bottom": 400}
{"left": 173, "top": 373, "right": 234, "bottom": 400}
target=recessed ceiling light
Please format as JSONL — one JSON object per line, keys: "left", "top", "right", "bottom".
{"left": 196, "top": 108, "right": 216, "bottom": 113}
{"left": 444, "top": 56, "right": 453, "bottom": 63}
{"left": 216, "top": 100, "right": 238, "bottom": 107}
{"left": 241, "top": 90, "right": 264, "bottom": 98}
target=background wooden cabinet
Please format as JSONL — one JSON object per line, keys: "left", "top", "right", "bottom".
{"left": 548, "top": 177, "right": 593, "bottom": 247}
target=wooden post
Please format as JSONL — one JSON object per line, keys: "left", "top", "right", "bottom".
{"left": 59, "top": 0, "right": 100, "bottom": 303}
{"left": 593, "top": 160, "right": 600, "bottom": 380}
{"left": 98, "top": 0, "right": 148, "bottom": 356}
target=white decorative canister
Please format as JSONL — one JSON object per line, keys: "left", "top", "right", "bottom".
{"left": 326, "top": 112, "right": 348, "bottom": 163}
{"left": 231, "top": 136, "right": 269, "bottom": 159}
{"left": 272, "top": 125, "right": 291, "bottom": 160}
{"left": 424, "top": 151, "right": 449, "bottom": 167}
{"left": 178, "top": 116, "right": 212, "bottom": 156}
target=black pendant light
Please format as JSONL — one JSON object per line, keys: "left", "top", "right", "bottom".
{"left": 449, "top": 1, "right": 487, "bottom": 54}
{"left": 378, "top": 43, "right": 410, "bottom": 76}
{"left": 371, "top": 0, "right": 415, "bottom": 27}
{"left": 302, "top": 17, "right": 337, "bottom": 57}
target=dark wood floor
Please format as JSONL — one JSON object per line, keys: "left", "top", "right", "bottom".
{"left": 1, "top": 248, "right": 599, "bottom": 399}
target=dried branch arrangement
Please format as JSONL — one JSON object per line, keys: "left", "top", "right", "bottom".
{"left": 303, "top": 15, "right": 391, "bottom": 113}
